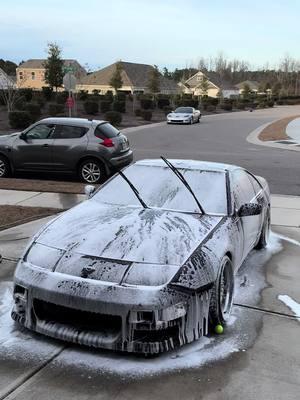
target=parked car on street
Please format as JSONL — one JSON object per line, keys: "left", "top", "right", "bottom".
{"left": 12, "top": 159, "right": 270, "bottom": 355}
{"left": 0, "top": 117, "right": 133, "bottom": 183}
{"left": 167, "top": 107, "right": 201, "bottom": 124}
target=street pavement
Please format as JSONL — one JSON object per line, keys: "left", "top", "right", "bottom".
{"left": 123, "top": 105, "right": 300, "bottom": 195}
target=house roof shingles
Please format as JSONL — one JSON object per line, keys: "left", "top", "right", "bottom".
{"left": 18, "top": 59, "right": 86, "bottom": 79}
{"left": 79, "top": 61, "right": 178, "bottom": 91}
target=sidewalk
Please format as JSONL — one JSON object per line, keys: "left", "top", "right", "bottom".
{"left": 1, "top": 188, "right": 300, "bottom": 227}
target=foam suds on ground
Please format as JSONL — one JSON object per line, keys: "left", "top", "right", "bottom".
{"left": 0, "top": 231, "right": 286, "bottom": 377}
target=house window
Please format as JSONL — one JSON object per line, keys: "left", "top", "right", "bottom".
{"left": 31, "top": 72, "right": 35, "bottom": 80}
{"left": 19, "top": 72, "right": 23, "bottom": 80}
{"left": 197, "top": 75, "right": 202, "bottom": 81}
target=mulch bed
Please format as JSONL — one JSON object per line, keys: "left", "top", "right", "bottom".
{"left": 0, "top": 205, "right": 62, "bottom": 231}
{"left": 0, "top": 177, "right": 92, "bottom": 194}
{"left": 258, "top": 115, "right": 300, "bottom": 141}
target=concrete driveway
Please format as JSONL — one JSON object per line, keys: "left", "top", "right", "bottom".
{"left": 0, "top": 196, "right": 299, "bottom": 400}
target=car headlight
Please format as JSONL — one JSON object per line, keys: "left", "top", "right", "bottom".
{"left": 184, "top": 115, "right": 191, "bottom": 118}
{"left": 25, "top": 243, "right": 65, "bottom": 270}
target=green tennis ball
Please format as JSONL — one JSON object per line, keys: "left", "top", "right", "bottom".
{"left": 215, "top": 324, "right": 224, "bottom": 334}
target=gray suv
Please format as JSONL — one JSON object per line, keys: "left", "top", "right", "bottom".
{"left": 0, "top": 117, "right": 133, "bottom": 183}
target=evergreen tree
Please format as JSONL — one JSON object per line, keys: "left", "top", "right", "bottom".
{"left": 147, "top": 65, "right": 160, "bottom": 95}
{"left": 109, "top": 61, "right": 123, "bottom": 93}
{"left": 44, "top": 43, "right": 64, "bottom": 92}
{"left": 199, "top": 75, "right": 209, "bottom": 96}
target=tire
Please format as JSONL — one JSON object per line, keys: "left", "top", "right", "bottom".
{"left": 198, "top": 116, "right": 201, "bottom": 123}
{"left": 254, "top": 208, "right": 270, "bottom": 250}
{"left": 209, "top": 256, "right": 234, "bottom": 327}
{"left": 0, "top": 155, "right": 11, "bottom": 178}
{"left": 78, "top": 158, "right": 106, "bottom": 184}
{"left": 189, "top": 117, "right": 193, "bottom": 125}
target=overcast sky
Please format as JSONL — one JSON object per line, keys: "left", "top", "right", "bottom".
{"left": 0, "top": 0, "right": 299, "bottom": 71}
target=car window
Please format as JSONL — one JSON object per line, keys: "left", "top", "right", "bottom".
{"left": 51, "top": 125, "right": 88, "bottom": 139}
{"left": 26, "top": 124, "right": 54, "bottom": 139}
{"left": 246, "top": 172, "right": 262, "bottom": 194}
{"left": 95, "top": 123, "right": 119, "bottom": 139}
{"left": 232, "top": 170, "right": 257, "bottom": 208}
{"left": 93, "top": 164, "right": 228, "bottom": 215}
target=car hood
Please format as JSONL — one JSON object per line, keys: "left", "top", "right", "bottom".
{"left": 35, "top": 200, "right": 223, "bottom": 267}
{"left": 169, "top": 113, "right": 192, "bottom": 118}
{"left": 0, "top": 132, "right": 20, "bottom": 143}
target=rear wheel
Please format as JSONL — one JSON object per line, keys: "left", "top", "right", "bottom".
{"left": 78, "top": 159, "right": 106, "bottom": 184}
{"left": 209, "top": 256, "right": 234, "bottom": 327}
{"left": 0, "top": 156, "right": 10, "bottom": 178}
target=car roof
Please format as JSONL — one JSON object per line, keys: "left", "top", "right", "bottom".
{"left": 39, "top": 117, "right": 106, "bottom": 127}
{"left": 134, "top": 159, "right": 240, "bottom": 172}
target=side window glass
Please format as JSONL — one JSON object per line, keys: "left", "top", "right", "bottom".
{"left": 26, "top": 124, "right": 54, "bottom": 139}
{"left": 232, "top": 170, "right": 257, "bottom": 209}
{"left": 52, "top": 125, "right": 88, "bottom": 139}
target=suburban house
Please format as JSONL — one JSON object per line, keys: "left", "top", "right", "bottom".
{"left": 77, "top": 61, "right": 179, "bottom": 94}
{"left": 235, "top": 80, "right": 260, "bottom": 94}
{"left": 16, "top": 59, "right": 86, "bottom": 90}
{"left": 180, "top": 71, "right": 239, "bottom": 98}
{"left": 0, "top": 68, "right": 15, "bottom": 89}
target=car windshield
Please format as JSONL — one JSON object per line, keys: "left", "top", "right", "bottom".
{"left": 175, "top": 107, "right": 193, "bottom": 114}
{"left": 93, "top": 164, "right": 228, "bottom": 215}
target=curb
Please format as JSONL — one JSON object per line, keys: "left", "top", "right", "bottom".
{"left": 246, "top": 120, "right": 300, "bottom": 152}
{"left": 121, "top": 121, "right": 166, "bottom": 134}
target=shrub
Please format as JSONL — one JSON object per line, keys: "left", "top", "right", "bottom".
{"left": 42, "top": 86, "right": 53, "bottom": 101}
{"left": 9, "top": 111, "right": 32, "bottom": 129}
{"left": 104, "top": 91, "right": 114, "bottom": 103}
{"left": 100, "top": 100, "right": 111, "bottom": 113}
{"left": 35, "top": 94, "right": 46, "bottom": 109}
{"left": 134, "top": 108, "right": 142, "bottom": 117}
{"left": 25, "top": 102, "right": 41, "bottom": 122}
{"left": 140, "top": 98, "right": 154, "bottom": 110}
{"left": 157, "top": 97, "right": 170, "bottom": 109}
{"left": 19, "top": 88, "right": 33, "bottom": 102}
{"left": 112, "top": 100, "right": 126, "bottom": 113}
{"left": 92, "top": 89, "right": 100, "bottom": 96}
{"left": 206, "top": 105, "right": 216, "bottom": 112}
{"left": 48, "top": 103, "right": 65, "bottom": 116}
{"left": 84, "top": 100, "right": 99, "bottom": 115}
{"left": 141, "top": 110, "right": 152, "bottom": 121}
{"left": 276, "top": 100, "right": 284, "bottom": 105}
{"left": 258, "top": 102, "right": 267, "bottom": 108}
{"left": 56, "top": 91, "right": 68, "bottom": 104}
{"left": 116, "top": 91, "right": 126, "bottom": 101}
{"left": 104, "top": 111, "right": 122, "bottom": 126}
{"left": 163, "top": 105, "right": 173, "bottom": 115}
{"left": 182, "top": 99, "right": 198, "bottom": 108}
{"left": 78, "top": 90, "right": 89, "bottom": 101}
{"left": 219, "top": 103, "right": 233, "bottom": 111}
{"left": 267, "top": 100, "right": 274, "bottom": 108}
{"left": 14, "top": 96, "right": 26, "bottom": 111}
{"left": 0, "top": 91, "right": 6, "bottom": 105}
{"left": 235, "top": 102, "right": 246, "bottom": 110}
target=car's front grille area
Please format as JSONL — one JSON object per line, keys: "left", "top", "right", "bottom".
{"left": 33, "top": 299, "right": 122, "bottom": 333}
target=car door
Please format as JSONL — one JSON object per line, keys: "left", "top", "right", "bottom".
{"left": 231, "top": 169, "right": 262, "bottom": 259}
{"left": 50, "top": 124, "right": 89, "bottom": 171}
{"left": 12, "top": 123, "right": 55, "bottom": 170}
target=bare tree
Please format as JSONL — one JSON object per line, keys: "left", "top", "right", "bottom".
{"left": 0, "top": 71, "right": 21, "bottom": 112}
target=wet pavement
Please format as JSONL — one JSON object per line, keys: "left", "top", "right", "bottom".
{"left": 0, "top": 197, "right": 299, "bottom": 399}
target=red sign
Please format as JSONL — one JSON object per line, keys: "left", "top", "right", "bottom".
{"left": 66, "top": 97, "right": 75, "bottom": 108}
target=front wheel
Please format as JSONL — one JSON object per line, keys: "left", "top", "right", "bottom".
{"left": 78, "top": 159, "right": 106, "bottom": 184}
{"left": 209, "top": 256, "right": 234, "bottom": 327}
{"left": 255, "top": 209, "right": 270, "bottom": 249}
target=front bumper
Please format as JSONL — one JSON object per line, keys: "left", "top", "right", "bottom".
{"left": 12, "top": 261, "right": 210, "bottom": 354}
{"left": 167, "top": 119, "right": 191, "bottom": 124}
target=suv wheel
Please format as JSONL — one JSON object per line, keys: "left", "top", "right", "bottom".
{"left": 0, "top": 156, "right": 10, "bottom": 178}
{"left": 79, "top": 159, "right": 105, "bottom": 184}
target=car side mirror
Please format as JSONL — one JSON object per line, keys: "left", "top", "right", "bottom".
{"left": 238, "top": 203, "right": 262, "bottom": 217}
{"left": 85, "top": 185, "right": 96, "bottom": 199}
{"left": 19, "top": 132, "right": 27, "bottom": 141}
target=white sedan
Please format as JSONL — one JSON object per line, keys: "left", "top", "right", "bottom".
{"left": 167, "top": 107, "right": 201, "bottom": 124}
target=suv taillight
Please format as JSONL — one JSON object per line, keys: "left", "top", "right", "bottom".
{"left": 101, "top": 138, "right": 114, "bottom": 147}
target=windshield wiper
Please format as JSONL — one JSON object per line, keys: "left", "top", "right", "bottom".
{"left": 160, "top": 156, "right": 205, "bottom": 214}
{"left": 105, "top": 160, "right": 148, "bottom": 209}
